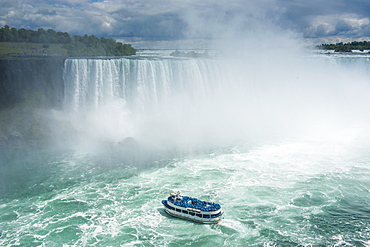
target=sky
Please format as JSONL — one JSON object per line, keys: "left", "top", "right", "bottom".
{"left": 1, "top": 0, "right": 370, "bottom": 48}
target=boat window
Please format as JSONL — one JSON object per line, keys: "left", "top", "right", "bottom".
{"left": 210, "top": 213, "right": 222, "bottom": 218}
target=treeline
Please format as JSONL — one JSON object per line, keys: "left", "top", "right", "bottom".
{"left": 170, "top": 50, "right": 209, "bottom": 58}
{"left": 318, "top": 41, "right": 370, "bottom": 52}
{"left": 0, "top": 25, "right": 136, "bottom": 56}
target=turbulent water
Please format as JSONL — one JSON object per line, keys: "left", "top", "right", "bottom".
{"left": 1, "top": 50, "right": 370, "bottom": 246}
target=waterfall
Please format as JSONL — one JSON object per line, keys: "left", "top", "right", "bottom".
{"left": 63, "top": 57, "right": 236, "bottom": 113}
{"left": 62, "top": 57, "right": 245, "bottom": 146}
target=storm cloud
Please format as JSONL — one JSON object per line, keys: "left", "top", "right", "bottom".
{"left": 1, "top": 0, "right": 370, "bottom": 47}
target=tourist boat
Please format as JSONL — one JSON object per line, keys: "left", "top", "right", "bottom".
{"left": 161, "top": 191, "right": 223, "bottom": 224}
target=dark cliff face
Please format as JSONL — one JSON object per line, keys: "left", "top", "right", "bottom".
{"left": 0, "top": 57, "right": 66, "bottom": 110}
{"left": 0, "top": 57, "right": 67, "bottom": 156}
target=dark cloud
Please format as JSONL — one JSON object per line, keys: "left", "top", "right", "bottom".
{"left": 37, "top": 9, "right": 58, "bottom": 16}
{"left": 1, "top": 0, "right": 370, "bottom": 46}
{"left": 275, "top": 0, "right": 370, "bottom": 41}
{"left": 312, "top": 24, "right": 331, "bottom": 37}
{"left": 112, "top": 13, "right": 187, "bottom": 40}
{"left": 335, "top": 20, "right": 353, "bottom": 33}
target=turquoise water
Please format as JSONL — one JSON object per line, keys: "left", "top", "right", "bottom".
{"left": 1, "top": 137, "right": 369, "bottom": 246}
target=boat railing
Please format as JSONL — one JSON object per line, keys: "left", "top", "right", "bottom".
{"left": 168, "top": 196, "right": 221, "bottom": 212}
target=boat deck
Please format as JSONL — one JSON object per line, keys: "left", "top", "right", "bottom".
{"left": 167, "top": 196, "right": 221, "bottom": 212}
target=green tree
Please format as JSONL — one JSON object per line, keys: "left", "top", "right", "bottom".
{"left": 46, "top": 29, "right": 57, "bottom": 43}
{"left": 10, "top": 28, "right": 18, "bottom": 42}
{"left": 38, "top": 33, "right": 48, "bottom": 43}
{"left": 18, "top": 28, "right": 31, "bottom": 42}
{"left": 1, "top": 25, "right": 12, "bottom": 41}
{"left": 56, "top": 32, "right": 71, "bottom": 44}
{"left": 1, "top": 25, "right": 136, "bottom": 56}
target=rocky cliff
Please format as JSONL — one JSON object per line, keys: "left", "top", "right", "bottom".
{"left": 0, "top": 57, "right": 66, "bottom": 156}
{"left": 0, "top": 57, "right": 66, "bottom": 110}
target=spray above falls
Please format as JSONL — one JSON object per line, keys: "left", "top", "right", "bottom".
{"left": 61, "top": 54, "right": 370, "bottom": 151}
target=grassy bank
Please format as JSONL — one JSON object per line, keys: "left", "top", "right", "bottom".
{"left": 0, "top": 42, "right": 68, "bottom": 59}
